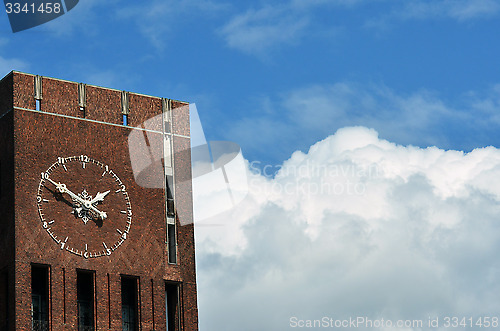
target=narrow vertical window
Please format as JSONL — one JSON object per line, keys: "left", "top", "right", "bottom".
{"left": 151, "top": 279, "right": 155, "bottom": 330}
{"left": 31, "top": 264, "right": 49, "bottom": 331}
{"left": 162, "top": 98, "right": 172, "bottom": 134}
{"left": 107, "top": 273, "right": 111, "bottom": 329}
{"left": 78, "top": 83, "right": 86, "bottom": 117}
{"left": 62, "top": 268, "right": 66, "bottom": 324}
{"left": 165, "top": 283, "right": 179, "bottom": 331}
{"left": 167, "top": 221, "right": 177, "bottom": 264}
{"left": 166, "top": 173, "right": 177, "bottom": 264}
{"left": 121, "top": 277, "right": 138, "bottom": 331}
{"left": 121, "top": 91, "right": 129, "bottom": 126}
{"left": 163, "top": 98, "right": 176, "bottom": 265}
{"left": 166, "top": 175, "right": 174, "bottom": 217}
{"left": 77, "top": 270, "right": 95, "bottom": 331}
{"left": 34, "top": 75, "right": 42, "bottom": 111}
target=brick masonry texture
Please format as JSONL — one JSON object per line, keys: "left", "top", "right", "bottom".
{"left": 0, "top": 71, "right": 198, "bottom": 330}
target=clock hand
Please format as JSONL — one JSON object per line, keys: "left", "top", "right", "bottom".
{"left": 44, "top": 185, "right": 74, "bottom": 208}
{"left": 90, "top": 190, "right": 110, "bottom": 205}
{"left": 45, "top": 177, "right": 107, "bottom": 220}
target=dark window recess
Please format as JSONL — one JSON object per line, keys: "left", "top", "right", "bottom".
{"left": 107, "top": 274, "right": 111, "bottom": 329}
{"left": 0, "top": 270, "right": 8, "bottom": 330}
{"left": 165, "top": 283, "right": 179, "bottom": 331}
{"left": 62, "top": 268, "right": 66, "bottom": 324}
{"left": 167, "top": 224, "right": 177, "bottom": 264}
{"left": 77, "top": 271, "right": 95, "bottom": 331}
{"left": 31, "top": 265, "right": 49, "bottom": 331}
{"left": 121, "top": 277, "right": 139, "bottom": 331}
{"left": 166, "top": 175, "right": 174, "bottom": 216}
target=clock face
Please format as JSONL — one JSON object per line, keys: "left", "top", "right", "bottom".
{"left": 36, "top": 155, "right": 132, "bottom": 258}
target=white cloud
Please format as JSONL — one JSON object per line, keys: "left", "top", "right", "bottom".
{"left": 403, "top": 0, "right": 500, "bottom": 21}
{"left": 118, "top": 0, "right": 227, "bottom": 49}
{"left": 221, "top": 0, "right": 500, "bottom": 57}
{"left": 366, "top": 0, "right": 500, "bottom": 29}
{"left": 196, "top": 126, "right": 500, "bottom": 330}
{"left": 219, "top": 5, "right": 308, "bottom": 57}
{"left": 218, "top": 0, "right": 365, "bottom": 57}
{"left": 38, "top": 0, "right": 105, "bottom": 37}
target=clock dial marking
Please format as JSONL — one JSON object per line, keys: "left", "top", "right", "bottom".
{"left": 37, "top": 155, "right": 132, "bottom": 258}
{"left": 61, "top": 237, "right": 68, "bottom": 250}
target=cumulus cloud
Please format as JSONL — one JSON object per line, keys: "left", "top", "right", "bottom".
{"left": 223, "top": 82, "right": 500, "bottom": 165}
{"left": 196, "top": 126, "right": 500, "bottom": 330}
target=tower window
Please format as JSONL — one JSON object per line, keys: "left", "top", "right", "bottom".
{"left": 34, "top": 75, "right": 42, "bottom": 111}
{"left": 31, "top": 264, "right": 49, "bottom": 331}
{"left": 121, "top": 91, "right": 129, "bottom": 126}
{"left": 77, "top": 270, "right": 95, "bottom": 331}
{"left": 167, "top": 222, "right": 177, "bottom": 264}
{"left": 166, "top": 175, "right": 174, "bottom": 217}
{"left": 165, "top": 283, "right": 179, "bottom": 331}
{"left": 121, "top": 276, "right": 139, "bottom": 331}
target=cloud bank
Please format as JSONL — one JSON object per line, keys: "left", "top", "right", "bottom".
{"left": 196, "top": 126, "right": 500, "bottom": 331}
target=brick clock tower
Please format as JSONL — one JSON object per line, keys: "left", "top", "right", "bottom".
{"left": 0, "top": 71, "right": 198, "bottom": 330}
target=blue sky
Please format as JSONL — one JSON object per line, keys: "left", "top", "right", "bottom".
{"left": 4, "top": 1, "right": 500, "bottom": 330}
{"left": 3, "top": 0, "right": 500, "bottom": 165}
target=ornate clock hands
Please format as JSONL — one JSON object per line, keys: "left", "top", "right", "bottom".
{"left": 45, "top": 177, "right": 108, "bottom": 220}
{"left": 37, "top": 155, "right": 132, "bottom": 258}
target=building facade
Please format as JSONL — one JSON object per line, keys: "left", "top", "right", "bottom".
{"left": 0, "top": 71, "right": 198, "bottom": 330}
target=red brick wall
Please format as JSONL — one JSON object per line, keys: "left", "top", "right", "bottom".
{"left": 2, "top": 72, "right": 198, "bottom": 330}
